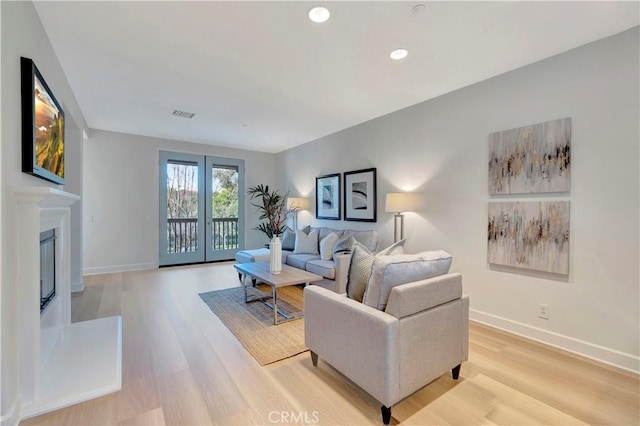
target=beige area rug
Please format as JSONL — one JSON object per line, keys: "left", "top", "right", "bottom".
{"left": 199, "top": 286, "right": 307, "bottom": 366}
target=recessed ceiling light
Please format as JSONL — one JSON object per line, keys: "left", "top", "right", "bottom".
{"left": 308, "top": 6, "right": 330, "bottom": 23}
{"left": 389, "top": 49, "right": 408, "bottom": 60}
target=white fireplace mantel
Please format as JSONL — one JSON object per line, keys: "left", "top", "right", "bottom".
{"left": 13, "top": 186, "right": 122, "bottom": 420}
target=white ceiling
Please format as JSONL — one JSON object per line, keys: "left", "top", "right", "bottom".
{"left": 34, "top": 1, "right": 639, "bottom": 153}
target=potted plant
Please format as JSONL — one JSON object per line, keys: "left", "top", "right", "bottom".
{"left": 247, "top": 184, "right": 290, "bottom": 274}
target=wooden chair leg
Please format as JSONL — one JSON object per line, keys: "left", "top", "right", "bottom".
{"left": 381, "top": 405, "right": 392, "bottom": 425}
{"left": 452, "top": 364, "right": 461, "bottom": 380}
{"left": 310, "top": 351, "right": 318, "bottom": 367}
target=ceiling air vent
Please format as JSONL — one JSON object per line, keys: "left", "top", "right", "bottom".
{"left": 171, "top": 109, "right": 195, "bottom": 119}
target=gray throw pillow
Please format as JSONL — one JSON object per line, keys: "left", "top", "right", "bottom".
{"left": 346, "top": 241, "right": 374, "bottom": 302}
{"left": 332, "top": 234, "right": 354, "bottom": 259}
{"left": 281, "top": 227, "right": 295, "bottom": 251}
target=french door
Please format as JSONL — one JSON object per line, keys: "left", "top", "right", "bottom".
{"left": 159, "top": 151, "right": 245, "bottom": 266}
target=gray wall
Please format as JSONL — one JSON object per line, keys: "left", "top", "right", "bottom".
{"left": 277, "top": 28, "right": 640, "bottom": 371}
{"left": 82, "top": 130, "right": 278, "bottom": 273}
{"left": 1, "top": 1, "right": 87, "bottom": 418}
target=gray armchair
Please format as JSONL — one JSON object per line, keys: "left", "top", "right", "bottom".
{"left": 304, "top": 272, "right": 469, "bottom": 424}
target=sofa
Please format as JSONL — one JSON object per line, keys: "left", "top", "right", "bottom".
{"left": 235, "top": 226, "right": 379, "bottom": 293}
{"left": 304, "top": 250, "right": 469, "bottom": 425}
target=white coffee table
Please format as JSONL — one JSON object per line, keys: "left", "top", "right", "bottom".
{"left": 234, "top": 261, "right": 323, "bottom": 324}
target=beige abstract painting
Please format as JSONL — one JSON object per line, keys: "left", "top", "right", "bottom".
{"left": 488, "top": 201, "right": 570, "bottom": 275}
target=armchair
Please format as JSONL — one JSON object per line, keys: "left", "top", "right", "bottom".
{"left": 304, "top": 272, "right": 469, "bottom": 424}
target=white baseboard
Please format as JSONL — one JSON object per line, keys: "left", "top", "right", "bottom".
{"left": 83, "top": 262, "right": 157, "bottom": 276}
{"left": 470, "top": 309, "right": 640, "bottom": 374}
{"left": 0, "top": 394, "right": 21, "bottom": 426}
{"left": 71, "top": 280, "right": 85, "bottom": 293}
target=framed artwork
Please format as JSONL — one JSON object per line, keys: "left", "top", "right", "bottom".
{"left": 21, "top": 57, "right": 65, "bottom": 184}
{"left": 344, "top": 168, "right": 377, "bottom": 222}
{"left": 316, "top": 173, "right": 341, "bottom": 220}
{"left": 487, "top": 201, "right": 570, "bottom": 275}
{"left": 488, "top": 117, "right": 571, "bottom": 194}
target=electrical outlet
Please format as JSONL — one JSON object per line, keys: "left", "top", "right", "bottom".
{"left": 538, "top": 303, "right": 550, "bottom": 320}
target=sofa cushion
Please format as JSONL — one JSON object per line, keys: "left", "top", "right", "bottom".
{"left": 318, "top": 227, "right": 344, "bottom": 241}
{"left": 294, "top": 229, "right": 319, "bottom": 254}
{"left": 349, "top": 230, "right": 379, "bottom": 252}
{"left": 281, "top": 227, "right": 296, "bottom": 251}
{"left": 319, "top": 232, "right": 339, "bottom": 261}
{"left": 345, "top": 241, "right": 375, "bottom": 302}
{"left": 306, "top": 259, "right": 336, "bottom": 280}
{"left": 286, "top": 254, "right": 321, "bottom": 270}
{"left": 363, "top": 250, "right": 453, "bottom": 310}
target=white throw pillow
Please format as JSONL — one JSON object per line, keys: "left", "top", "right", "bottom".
{"left": 362, "top": 250, "right": 453, "bottom": 310}
{"left": 319, "top": 232, "right": 339, "bottom": 261}
{"left": 294, "top": 229, "right": 319, "bottom": 254}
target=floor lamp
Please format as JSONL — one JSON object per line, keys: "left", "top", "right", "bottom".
{"left": 385, "top": 193, "right": 420, "bottom": 242}
{"left": 286, "top": 197, "right": 309, "bottom": 230}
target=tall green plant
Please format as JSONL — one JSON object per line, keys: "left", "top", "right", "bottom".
{"left": 247, "top": 184, "right": 290, "bottom": 239}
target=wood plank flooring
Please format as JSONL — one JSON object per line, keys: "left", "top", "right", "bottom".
{"left": 22, "top": 262, "right": 639, "bottom": 425}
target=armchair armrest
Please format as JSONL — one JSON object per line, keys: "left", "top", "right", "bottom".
{"left": 304, "top": 286, "right": 400, "bottom": 405}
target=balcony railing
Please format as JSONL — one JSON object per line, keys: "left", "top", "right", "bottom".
{"left": 167, "top": 217, "right": 238, "bottom": 253}
{"left": 212, "top": 218, "right": 239, "bottom": 250}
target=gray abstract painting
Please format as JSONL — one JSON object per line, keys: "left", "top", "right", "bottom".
{"left": 489, "top": 118, "right": 571, "bottom": 194}
{"left": 488, "top": 201, "right": 570, "bottom": 275}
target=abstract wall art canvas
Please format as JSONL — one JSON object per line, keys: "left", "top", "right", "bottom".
{"left": 488, "top": 118, "right": 571, "bottom": 194}
{"left": 488, "top": 201, "right": 570, "bottom": 275}
{"left": 316, "top": 173, "right": 341, "bottom": 220}
{"left": 344, "top": 168, "right": 377, "bottom": 222}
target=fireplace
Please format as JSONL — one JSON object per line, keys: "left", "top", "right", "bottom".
{"left": 40, "top": 229, "right": 56, "bottom": 312}
{"left": 11, "top": 186, "right": 121, "bottom": 421}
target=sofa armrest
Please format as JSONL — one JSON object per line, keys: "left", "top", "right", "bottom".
{"left": 333, "top": 252, "right": 352, "bottom": 294}
{"left": 385, "top": 273, "right": 462, "bottom": 319}
{"left": 304, "top": 285, "right": 400, "bottom": 405}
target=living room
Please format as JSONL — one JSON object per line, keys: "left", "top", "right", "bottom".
{"left": 1, "top": 1, "right": 639, "bottom": 425}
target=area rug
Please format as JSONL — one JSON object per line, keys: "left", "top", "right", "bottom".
{"left": 199, "top": 286, "right": 307, "bottom": 366}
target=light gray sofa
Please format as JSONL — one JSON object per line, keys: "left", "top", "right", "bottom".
{"left": 235, "top": 227, "right": 379, "bottom": 293}
{"left": 304, "top": 272, "right": 469, "bottom": 424}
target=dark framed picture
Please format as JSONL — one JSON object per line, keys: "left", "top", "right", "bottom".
{"left": 21, "top": 57, "right": 65, "bottom": 185}
{"left": 344, "top": 168, "right": 377, "bottom": 222}
{"left": 316, "top": 173, "right": 341, "bottom": 220}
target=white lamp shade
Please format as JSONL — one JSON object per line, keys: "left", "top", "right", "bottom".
{"left": 385, "top": 192, "right": 421, "bottom": 213}
{"left": 287, "top": 197, "right": 309, "bottom": 211}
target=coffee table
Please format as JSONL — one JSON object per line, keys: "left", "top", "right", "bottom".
{"left": 234, "top": 262, "right": 323, "bottom": 325}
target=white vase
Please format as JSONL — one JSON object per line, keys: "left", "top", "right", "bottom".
{"left": 270, "top": 236, "right": 282, "bottom": 274}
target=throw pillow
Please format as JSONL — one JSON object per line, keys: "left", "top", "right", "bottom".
{"left": 332, "top": 234, "right": 354, "bottom": 259}
{"left": 362, "top": 250, "right": 453, "bottom": 310}
{"left": 319, "top": 232, "right": 339, "bottom": 261}
{"left": 345, "top": 241, "right": 375, "bottom": 302}
{"left": 294, "top": 229, "right": 319, "bottom": 254}
{"left": 377, "top": 239, "right": 407, "bottom": 256}
{"left": 281, "top": 227, "right": 295, "bottom": 251}
{"left": 301, "top": 225, "right": 312, "bottom": 235}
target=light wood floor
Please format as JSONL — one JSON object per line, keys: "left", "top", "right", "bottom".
{"left": 22, "top": 262, "right": 639, "bottom": 425}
